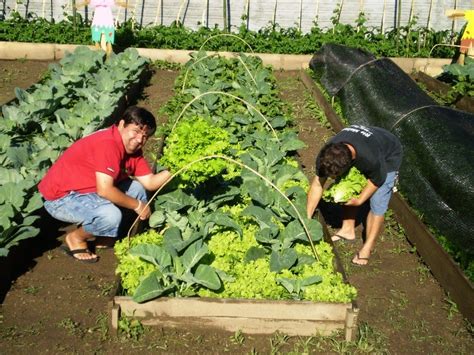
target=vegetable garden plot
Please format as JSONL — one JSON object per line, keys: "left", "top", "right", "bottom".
{"left": 111, "top": 51, "right": 358, "bottom": 339}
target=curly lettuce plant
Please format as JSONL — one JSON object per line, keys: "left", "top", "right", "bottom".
{"left": 322, "top": 166, "right": 367, "bottom": 203}
{"left": 159, "top": 116, "right": 238, "bottom": 186}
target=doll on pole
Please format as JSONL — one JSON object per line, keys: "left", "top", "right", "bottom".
{"left": 76, "top": 0, "right": 131, "bottom": 57}
{"left": 446, "top": 8, "right": 474, "bottom": 65}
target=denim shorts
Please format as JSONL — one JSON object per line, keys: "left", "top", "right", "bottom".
{"left": 43, "top": 179, "right": 147, "bottom": 238}
{"left": 370, "top": 171, "right": 398, "bottom": 216}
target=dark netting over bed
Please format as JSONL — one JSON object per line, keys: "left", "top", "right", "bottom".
{"left": 309, "top": 43, "right": 474, "bottom": 254}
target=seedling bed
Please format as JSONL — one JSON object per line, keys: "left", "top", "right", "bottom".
{"left": 300, "top": 69, "right": 474, "bottom": 323}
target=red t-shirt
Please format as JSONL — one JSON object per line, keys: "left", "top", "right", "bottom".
{"left": 38, "top": 125, "right": 152, "bottom": 200}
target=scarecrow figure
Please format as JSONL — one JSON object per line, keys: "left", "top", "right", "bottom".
{"left": 446, "top": 9, "right": 474, "bottom": 65}
{"left": 76, "top": 0, "right": 130, "bottom": 57}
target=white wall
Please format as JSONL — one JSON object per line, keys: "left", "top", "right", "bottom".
{"left": 2, "top": 0, "right": 473, "bottom": 33}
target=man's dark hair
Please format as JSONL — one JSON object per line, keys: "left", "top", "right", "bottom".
{"left": 118, "top": 106, "right": 157, "bottom": 135}
{"left": 317, "top": 142, "right": 352, "bottom": 178}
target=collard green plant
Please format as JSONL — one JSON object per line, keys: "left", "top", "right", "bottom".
{"left": 130, "top": 239, "right": 221, "bottom": 303}
{"left": 440, "top": 56, "right": 474, "bottom": 99}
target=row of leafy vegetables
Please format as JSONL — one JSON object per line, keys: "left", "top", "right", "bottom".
{"left": 0, "top": 46, "right": 148, "bottom": 256}
{"left": 114, "top": 51, "right": 357, "bottom": 304}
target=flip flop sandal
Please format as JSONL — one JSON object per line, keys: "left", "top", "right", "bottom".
{"left": 351, "top": 252, "right": 369, "bottom": 266}
{"left": 60, "top": 245, "right": 99, "bottom": 263}
{"left": 331, "top": 234, "right": 356, "bottom": 243}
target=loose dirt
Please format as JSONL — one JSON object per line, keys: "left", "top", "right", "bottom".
{"left": 0, "top": 59, "right": 472, "bottom": 354}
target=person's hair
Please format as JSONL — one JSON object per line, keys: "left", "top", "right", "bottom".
{"left": 317, "top": 142, "right": 352, "bottom": 178}
{"left": 117, "top": 106, "right": 157, "bottom": 135}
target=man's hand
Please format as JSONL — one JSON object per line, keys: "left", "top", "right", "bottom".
{"left": 307, "top": 176, "right": 326, "bottom": 219}
{"left": 134, "top": 200, "right": 151, "bottom": 220}
{"left": 344, "top": 197, "right": 363, "bottom": 207}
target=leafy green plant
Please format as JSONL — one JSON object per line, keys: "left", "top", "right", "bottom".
{"left": 118, "top": 314, "right": 145, "bottom": 341}
{"left": 440, "top": 56, "right": 474, "bottom": 99}
{"left": 159, "top": 116, "right": 236, "bottom": 186}
{"left": 129, "top": 239, "right": 222, "bottom": 302}
{"left": 322, "top": 166, "right": 367, "bottom": 203}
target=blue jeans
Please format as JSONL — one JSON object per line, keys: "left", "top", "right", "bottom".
{"left": 43, "top": 180, "right": 147, "bottom": 238}
{"left": 370, "top": 171, "right": 398, "bottom": 216}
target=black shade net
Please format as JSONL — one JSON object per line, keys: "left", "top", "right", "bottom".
{"left": 310, "top": 43, "right": 474, "bottom": 254}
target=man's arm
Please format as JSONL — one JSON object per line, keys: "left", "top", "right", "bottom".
{"left": 135, "top": 170, "right": 172, "bottom": 191}
{"left": 306, "top": 175, "right": 326, "bottom": 219}
{"left": 96, "top": 172, "right": 151, "bottom": 220}
{"left": 345, "top": 178, "right": 378, "bottom": 207}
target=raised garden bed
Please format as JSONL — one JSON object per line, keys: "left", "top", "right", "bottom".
{"left": 109, "top": 52, "right": 360, "bottom": 340}
{"left": 110, "top": 211, "right": 359, "bottom": 340}
{"left": 411, "top": 71, "right": 474, "bottom": 113}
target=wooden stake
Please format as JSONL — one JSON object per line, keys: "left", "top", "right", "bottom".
{"left": 176, "top": 0, "right": 185, "bottom": 25}
{"left": 273, "top": 0, "right": 277, "bottom": 26}
{"left": 223, "top": 0, "right": 228, "bottom": 32}
{"left": 154, "top": 0, "right": 162, "bottom": 25}
{"left": 315, "top": 0, "right": 320, "bottom": 23}
{"left": 427, "top": 0, "right": 433, "bottom": 28}
{"left": 243, "top": 0, "right": 250, "bottom": 29}
{"left": 409, "top": 0, "right": 415, "bottom": 24}
{"left": 453, "top": 0, "right": 458, "bottom": 33}
{"left": 299, "top": 0, "right": 303, "bottom": 31}
{"left": 381, "top": 0, "right": 387, "bottom": 33}
{"left": 338, "top": 0, "right": 344, "bottom": 24}
{"left": 201, "top": 0, "right": 208, "bottom": 27}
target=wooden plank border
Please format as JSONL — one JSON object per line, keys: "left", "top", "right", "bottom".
{"left": 0, "top": 41, "right": 451, "bottom": 73}
{"left": 111, "top": 295, "right": 358, "bottom": 338}
{"left": 300, "top": 69, "right": 474, "bottom": 323}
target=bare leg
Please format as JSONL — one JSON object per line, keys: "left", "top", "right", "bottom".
{"left": 331, "top": 206, "right": 357, "bottom": 241}
{"left": 106, "top": 42, "right": 113, "bottom": 58}
{"left": 352, "top": 211, "right": 384, "bottom": 265}
{"left": 64, "top": 226, "right": 97, "bottom": 261}
{"left": 100, "top": 33, "right": 107, "bottom": 52}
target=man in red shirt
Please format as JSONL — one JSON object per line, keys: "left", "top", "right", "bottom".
{"left": 39, "top": 106, "right": 171, "bottom": 263}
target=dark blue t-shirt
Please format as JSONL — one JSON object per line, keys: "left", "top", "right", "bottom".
{"left": 317, "top": 125, "right": 403, "bottom": 186}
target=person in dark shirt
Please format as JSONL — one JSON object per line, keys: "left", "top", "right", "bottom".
{"left": 306, "top": 125, "right": 403, "bottom": 266}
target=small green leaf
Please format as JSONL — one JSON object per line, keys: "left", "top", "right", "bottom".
{"left": 193, "top": 264, "right": 221, "bottom": 290}
{"left": 132, "top": 270, "right": 174, "bottom": 303}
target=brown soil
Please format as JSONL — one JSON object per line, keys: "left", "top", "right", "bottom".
{"left": 0, "top": 59, "right": 52, "bottom": 105}
{"left": 0, "top": 60, "right": 473, "bottom": 354}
